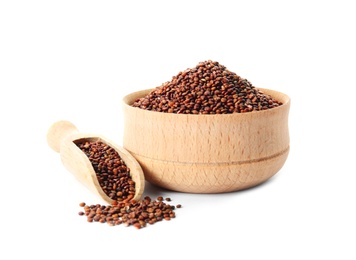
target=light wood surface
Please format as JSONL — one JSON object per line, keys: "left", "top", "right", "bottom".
{"left": 122, "top": 88, "right": 290, "bottom": 193}
{"left": 47, "top": 120, "right": 145, "bottom": 203}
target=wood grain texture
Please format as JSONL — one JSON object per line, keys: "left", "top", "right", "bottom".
{"left": 122, "top": 88, "right": 290, "bottom": 193}
{"left": 47, "top": 120, "right": 145, "bottom": 203}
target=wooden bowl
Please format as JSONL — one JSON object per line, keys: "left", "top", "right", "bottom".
{"left": 122, "top": 88, "right": 290, "bottom": 193}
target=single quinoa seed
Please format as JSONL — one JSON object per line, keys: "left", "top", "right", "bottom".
{"left": 132, "top": 60, "right": 282, "bottom": 114}
{"left": 76, "top": 141, "right": 136, "bottom": 202}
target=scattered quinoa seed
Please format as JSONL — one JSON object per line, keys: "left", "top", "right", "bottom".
{"left": 78, "top": 196, "right": 181, "bottom": 229}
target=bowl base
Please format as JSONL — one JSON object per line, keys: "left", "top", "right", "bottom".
{"left": 129, "top": 147, "right": 289, "bottom": 193}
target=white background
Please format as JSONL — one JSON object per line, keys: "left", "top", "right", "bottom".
{"left": 1, "top": 0, "right": 355, "bottom": 259}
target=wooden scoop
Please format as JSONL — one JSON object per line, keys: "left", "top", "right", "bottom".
{"left": 47, "top": 120, "right": 145, "bottom": 204}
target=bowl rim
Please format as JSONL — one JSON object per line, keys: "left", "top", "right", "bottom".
{"left": 122, "top": 87, "right": 290, "bottom": 117}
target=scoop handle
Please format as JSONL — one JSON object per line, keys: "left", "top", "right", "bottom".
{"left": 47, "top": 120, "right": 79, "bottom": 153}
